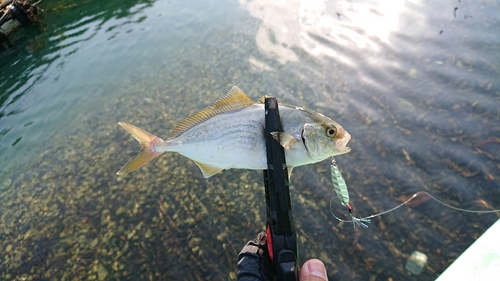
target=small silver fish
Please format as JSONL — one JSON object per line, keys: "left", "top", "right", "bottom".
{"left": 117, "top": 86, "right": 351, "bottom": 178}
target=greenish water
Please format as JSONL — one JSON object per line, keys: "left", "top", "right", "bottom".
{"left": 0, "top": 0, "right": 499, "bottom": 280}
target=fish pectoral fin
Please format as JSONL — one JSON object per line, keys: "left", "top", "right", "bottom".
{"left": 193, "top": 161, "right": 223, "bottom": 178}
{"left": 270, "top": 132, "right": 300, "bottom": 150}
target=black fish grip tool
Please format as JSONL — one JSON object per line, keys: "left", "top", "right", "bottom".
{"left": 263, "top": 96, "right": 299, "bottom": 281}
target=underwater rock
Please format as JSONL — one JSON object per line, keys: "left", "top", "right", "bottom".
{"left": 0, "top": 178, "right": 12, "bottom": 191}
{"left": 407, "top": 68, "right": 418, "bottom": 79}
{"left": 97, "top": 263, "right": 108, "bottom": 280}
{"left": 405, "top": 251, "right": 428, "bottom": 275}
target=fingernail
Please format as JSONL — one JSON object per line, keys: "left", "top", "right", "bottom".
{"left": 307, "top": 259, "right": 327, "bottom": 280}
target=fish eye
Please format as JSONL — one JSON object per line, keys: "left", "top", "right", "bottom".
{"left": 326, "top": 125, "right": 337, "bottom": 138}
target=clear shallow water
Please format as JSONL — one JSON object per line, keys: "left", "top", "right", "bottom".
{"left": 0, "top": 0, "right": 499, "bottom": 280}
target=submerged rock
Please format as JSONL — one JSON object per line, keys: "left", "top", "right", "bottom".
{"left": 97, "top": 264, "right": 108, "bottom": 280}
{"left": 405, "top": 251, "right": 428, "bottom": 275}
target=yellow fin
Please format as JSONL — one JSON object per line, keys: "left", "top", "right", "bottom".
{"left": 287, "top": 166, "right": 294, "bottom": 180}
{"left": 117, "top": 122, "right": 164, "bottom": 175}
{"left": 167, "top": 86, "right": 254, "bottom": 140}
{"left": 270, "top": 132, "right": 300, "bottom": 150}
{"left": 258, "top": 95, "right": 280, "bottom": 104}
{"left": 193, "top": 161, "right": 223, "bottom": 178}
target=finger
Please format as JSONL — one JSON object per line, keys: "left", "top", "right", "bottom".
{"left": 299, "top": 259, "right": 328, "bottom": 281}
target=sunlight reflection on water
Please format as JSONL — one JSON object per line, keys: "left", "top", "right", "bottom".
{"left": 240, "top": 0, "right": 406, "bottom": 64}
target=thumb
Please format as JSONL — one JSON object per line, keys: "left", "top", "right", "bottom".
{"left": 299, "top": 259, "right": 328, "bottom": 281}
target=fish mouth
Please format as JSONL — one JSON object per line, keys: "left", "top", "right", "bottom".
{"left": 336, "top": 132, "right": 352, "bottom": 154}
{"left": 340, "top": 146, "right": 352, "bottom": 154}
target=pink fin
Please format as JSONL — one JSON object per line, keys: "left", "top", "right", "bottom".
{"left": 117, "top": 122, "right": 164, "bottom": 175}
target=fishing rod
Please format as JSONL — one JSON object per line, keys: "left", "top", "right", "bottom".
{"left": 263, "top": 96, "right": 298, "bottom": 281}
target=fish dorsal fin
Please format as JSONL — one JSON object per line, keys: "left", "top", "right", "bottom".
{"left": 168, "top": 86, "right": 254, "bottom": 140}
{"left": 193, "top": 161, "right": 223, "bottom": 178}
{"left": 257, "top": 95, "right": 280, "bottom": 104}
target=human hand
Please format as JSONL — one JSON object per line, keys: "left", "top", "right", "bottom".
{"left": 237, "top": 232, "right": 328, "bottom": 281}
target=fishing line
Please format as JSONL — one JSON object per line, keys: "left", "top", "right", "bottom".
{"left": 329, "top": 157, "right": 500, "bottom": 228}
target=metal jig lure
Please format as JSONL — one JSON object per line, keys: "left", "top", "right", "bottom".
{"left": 330, "top": 157, "right": 370, "bottom": 228}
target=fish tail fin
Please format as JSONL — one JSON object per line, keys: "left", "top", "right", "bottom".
{"left": 117, "top": 122, "right": 164, "bottom": 175}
